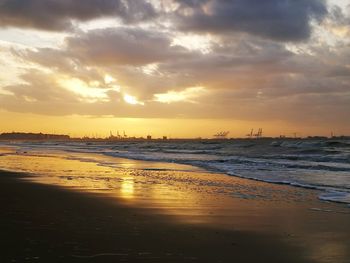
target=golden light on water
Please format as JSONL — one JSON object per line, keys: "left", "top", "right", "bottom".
{"left": 120, "top": 177, "right": 135, "bottom": 199}
{"left": 0, "top": 149, "right": 243, "bottom": 225}
{"left": 0, "top": 0, "right": 349, "bottom": 137}
{"left": 2, "top": 146, "right": 350, "bottom": 263}
{"left": 1, "top": 1, "right": 350, "bottom": 261}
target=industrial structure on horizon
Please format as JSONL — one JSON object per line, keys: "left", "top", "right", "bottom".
{"left": 1, "top": 131, "right": 349, "bottom": 141}
{"left": 213, "top": 131, "right": 230, "bottom": 139}
{"left": 246, "top": 128, "right": 263, "bottom": 138}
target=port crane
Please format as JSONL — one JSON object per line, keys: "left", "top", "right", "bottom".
{"left": 254, "top": 128, "right": 263, "bottom": 138}
{"left": 246, "top": 128, "right": 263, "bottom": 138}
{"left": 213, "top": 131, "right": 230, "bottom": 139}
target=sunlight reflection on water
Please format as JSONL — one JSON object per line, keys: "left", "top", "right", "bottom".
{"left": 1, "top": 146, "right": 350, "bottom": 262}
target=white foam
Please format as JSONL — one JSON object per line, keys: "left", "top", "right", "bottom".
{"left": 319, "top": 191, "right": 350, "bottom": 204}
{"left": 2, "top": 139, "right": 350, "bottom": 205}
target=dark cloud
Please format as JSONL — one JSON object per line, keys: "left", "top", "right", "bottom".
{"left": 64, "top": 27, "right": 191, "bottom": 66}
{"left": 329, "top": 4, "right": 350, "bottom": 25}
{"left": 174, "top": 0, "right": 210, "bottom": 8}
{"left": 20, "top": 48, "right": 105, "bottom": 84}
{"left": 0, "top": 0, "right": 156, "bottom": 31}
{"left": 326, "top": 66, "right": 350, "bottom": 77}
{"left": 156, "top": 37, "right": 295, "bottom": 90}
{"left": 173, "top": 0, "right": 327, "bottom": 41}
{"left": 2, "top": 12, "right": 349, "bottom": 127}
{"left": 16, "top": 27, "right": 350, "bottom": 100}
{"left": 13, "top": 27, "right": 196, "bottom": 98}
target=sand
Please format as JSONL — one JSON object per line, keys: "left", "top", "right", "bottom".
{"left": 1, "top": 169, "right": 350, "bottom": 263}
{"left": 1, "top": 147, "right": 350, "bottom": 263}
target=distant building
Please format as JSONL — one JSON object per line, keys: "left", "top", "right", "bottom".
{"left": 213, "top": 131, "right": 230, "bottom": 139}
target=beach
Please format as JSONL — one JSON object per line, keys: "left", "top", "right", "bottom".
{"left": 1, "top": 0, "right": 350, "bottom": 261}
{"left": 1, "top": 144, "right": 350, "bottom": 262}
{"left": 0, "top": 170, "right": 310, "bottom": 263}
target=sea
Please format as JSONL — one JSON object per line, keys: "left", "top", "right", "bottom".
{"left": 1, "top": 138, "right": 350, "bottom": 205}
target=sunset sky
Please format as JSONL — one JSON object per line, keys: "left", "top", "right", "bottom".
{"left": 0, "top": 0, "right": 349, "bottom": 138}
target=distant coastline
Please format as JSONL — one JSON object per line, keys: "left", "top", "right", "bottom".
{"left": 0, "top": 132, "right": 70, "bottom": 141}
{"left": 0, "top": 131, "right": 349, "bottom": 142}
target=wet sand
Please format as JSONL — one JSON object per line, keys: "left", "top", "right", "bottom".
{"left": 0, "top": 171, "right": 314, "bottom": 262}
{"left": 1, "top": 169, "right": 350, "bottom": 263}
{"left": 1, "top": 147, "right": 350, "bottom": 262}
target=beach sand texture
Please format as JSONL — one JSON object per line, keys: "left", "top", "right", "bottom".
{"left": 1, "top": 148, "right": 350, "bottom": 262}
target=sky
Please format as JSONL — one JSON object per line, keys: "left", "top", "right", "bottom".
{"left": 0, "top": 0, "right": 349, "bottom": 138}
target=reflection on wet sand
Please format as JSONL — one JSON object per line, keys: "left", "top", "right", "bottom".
{"left": 1, "top": 148, "right": 350, "bottom": 262}
{"left": 120, "top": 177, "right": 134, "bottom": 199}
{"left": 0, "top": 150, "right": 343, "bottom": 222}
{"left": 0, "top": 150, "right": 222, "bottom": 222}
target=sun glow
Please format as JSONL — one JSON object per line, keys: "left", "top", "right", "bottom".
{"left": 104, "top": 74, "right": 116, "bottom": 84}
{"left": 123, "top": 94, "right": 144, "bottom": 105}
{"left": 58, "top": 77, "right": 120, "bottom": 102}
{"left": 154, "top": 86, "right": 207, "bottom": 104}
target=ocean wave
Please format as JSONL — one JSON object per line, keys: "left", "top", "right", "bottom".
{"left": 319, "top": 191, "right": 350, "bottom": 205}
{"left": 2, "top": 139, "right": 350, "bottom": 205}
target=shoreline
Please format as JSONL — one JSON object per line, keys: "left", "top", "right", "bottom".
{"left": 0, "top": 170, "right": 310, "bottom": 263}
{"left": 2, "top": 140, "right": 349, "bottom": 207}
{"left": 1, "top": 169, "right": 350, "bottom": 262}
{"left": 1, "top": 147, "right": 350, "bottom": 262}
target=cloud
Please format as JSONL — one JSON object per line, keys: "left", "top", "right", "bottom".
{"left": 0, "top": 0, "right": 156, "bottom": 31}
{"left": 18, "top": 26, "right": 198, "bottom": 98}
{"left": 64, "top": 27, "right": 191, "bottom": 66}
{"left": 0, "top": 64, "right": 349, "bottom": 126}
{"left": 154, "top": 86, "right": 207, "bottom": 103}
{"left": 1, "top": 69, "right": 79, "bottom": 102}
{"left": 1, "top": 8, "right": 349, "bottom": 128}
{"left": 0, "top": 69, "right": 144, "bottom": 116}
{"left": 0, "top": 0, "right": 328, "bottom": 42}
{"left": 172, "top": 0, "right": 327, "bottom": 41}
